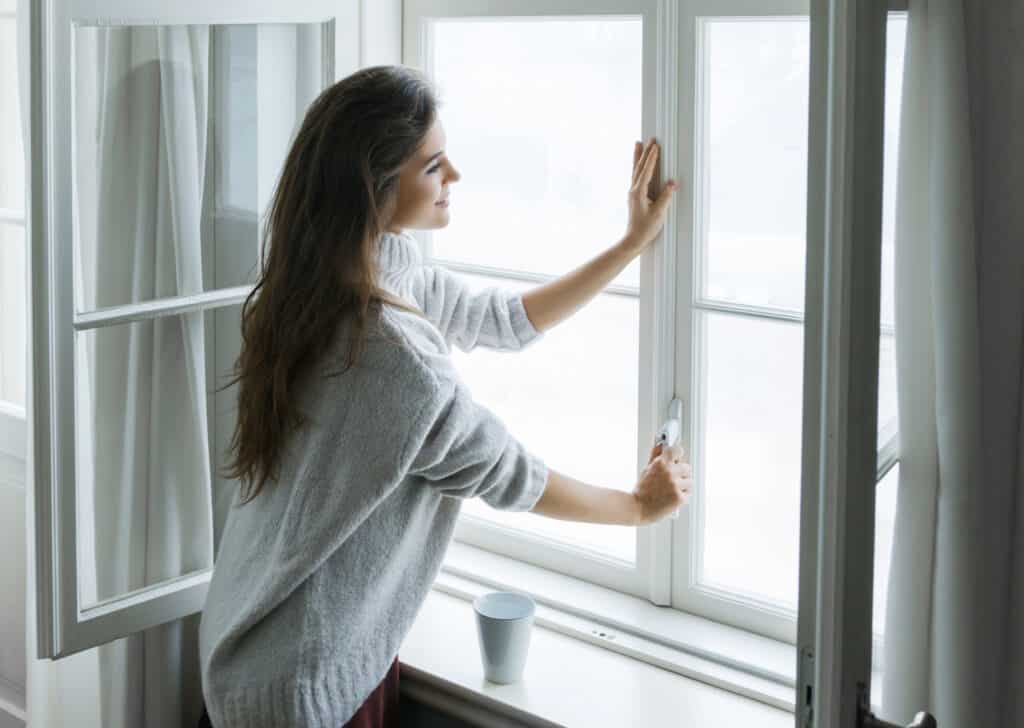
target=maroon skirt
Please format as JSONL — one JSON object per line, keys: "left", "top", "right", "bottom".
{"left": 197, "top": 655, "right": 401, "bottom": 728}
{"left": 342, "top": 655, "right": 401, "bottom": 728}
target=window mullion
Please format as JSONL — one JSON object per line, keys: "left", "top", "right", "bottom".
{"left": 640, "top": 0, "right": 683, "bottom": 608}
{"left": 642, "top": 245, "right": 680, "bottom": 606}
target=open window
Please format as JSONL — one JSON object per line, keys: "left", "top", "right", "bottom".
{"left": 407, "top": 0, "right": 907, "bottom": 656}
{"left": 404, "top": 0, "right": 668, "bottom": 602}
{"left": 29, "top": 1, "right": 918, "bottom": 720}
{"left": 30, "top": 0, "right": 357, "bottom": 658}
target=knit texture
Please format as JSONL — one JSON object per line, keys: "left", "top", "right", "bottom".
{"left": 198, "top": 231, "right": 548, "bottom": 727}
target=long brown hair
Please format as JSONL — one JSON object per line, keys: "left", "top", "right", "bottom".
{"left": 219, "top": 65, "right": 437, "bottom": 505}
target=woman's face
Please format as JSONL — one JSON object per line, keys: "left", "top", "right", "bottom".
{"left": 385, "top": 118, "right": 461, "bottom": 233}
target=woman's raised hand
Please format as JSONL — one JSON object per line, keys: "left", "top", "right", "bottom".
{"left": 623, "top": 138, "right": 679, "bottom": 254}
{"left": 632, "top": 441, "right": 692, "bottom": 526}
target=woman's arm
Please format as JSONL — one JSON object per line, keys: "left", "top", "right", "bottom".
{"left": 520, "top": 235, "right": 643, "bottom": 334}
{"left": 527, "top": 466, "right": 640, "bottom": 526}
{"left": 411, "top": 265, "right": 544, "bottom": 353}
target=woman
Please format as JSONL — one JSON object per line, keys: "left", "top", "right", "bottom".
{"left": 197, "top": 64, "right": 691, "bottom": 728}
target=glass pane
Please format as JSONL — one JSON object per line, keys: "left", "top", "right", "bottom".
{"left": 872, "top": 12, "right": 908, "bottom": 655}
{"left": 0, "top": 223, "right": 26, "bottom": 408}
{"left": 72, "top": 23, "right": 329, "bottom": 312}
{"left": 452, "top": 272, "right": 639, "bottom": 564}
{"left": 877, "top": 14, "right": 907, "bottom": 445}
{"left": 878, "top": 332, "right": 897, "bottom": 444}
{"left": 699, "top": 18, "right": 810, "bottom": 313}
{"left": 428, "top": 18, "right": 642, "bottom": 287}
{"left": 75, "top": 305, "right": 242, "bottom": 607}
{"left": 698, "top": 311, "right": 802, "bottom": 608}
{"left": 0, "top": 15, "right": 25, "bottom": 214}
{"left": 880, "top": 14, "right": 907, "bottom": 330}
{"left": 873, "top": 461, "right": 898, "bottom": 637}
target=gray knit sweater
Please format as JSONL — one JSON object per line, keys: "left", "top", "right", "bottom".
{"left": 198, "top": 230, "right": 548, "bottom": 727}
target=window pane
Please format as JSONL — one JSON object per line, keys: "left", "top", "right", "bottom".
{"left": 881, "top": 14, "right": 907, "bottom": 330}
{"left": 878, "top": 332, "right": 897, "bottom": 444}
{"left": 698, "top": 311, "right": 802, "bottom": 608}
{"left": 450, "top": 272, "right": 639, "bottom": 564}
{"left": 0, "top": 223, "right": 26, "bottom": 408}
{"left": 0, "top": 15, "right": 25, "bottom": 213}
{"left": 72, "top": 23, "right": 328, "bottom": 312}
{"left": 428, "top": 18, "right": 642, "bottom": 287}
{"left": 877, "top": 14, "right": 907, "bottom": 445}
{"left": 700, "top": 18, "right": 810, "bottom": 313}
{"left": 75, "top": 305, "right": 241, "bottom": 606}
{"left": 873, "top": 461, "right": 898, "bottom": 637}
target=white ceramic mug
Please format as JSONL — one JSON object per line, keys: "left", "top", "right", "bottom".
{"left": 472, "top": 591, "right": 535, "bottom": 684}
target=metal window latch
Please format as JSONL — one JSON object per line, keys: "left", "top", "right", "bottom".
{"left": 655, "top": 398, "right": 684, "bottom": 521}
{"left": 858, "top": 682, "right": 937, "bottom": 728}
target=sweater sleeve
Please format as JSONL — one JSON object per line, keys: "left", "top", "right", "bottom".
{"left": 410, "top": 264, "right": 544, "bottom": 353}
{"left": 405, "top": 375, "right": 549, "bottom": 512}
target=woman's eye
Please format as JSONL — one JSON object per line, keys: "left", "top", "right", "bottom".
{"left": 427, "top": 165, "right": 441, "bottom": 174}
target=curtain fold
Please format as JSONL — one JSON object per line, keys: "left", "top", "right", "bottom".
{"left": 85, "top": 25, "right": 213, "bottom": 728}
{"left": 97, "top": 26, "right": 212, "bottom": 728}
{"left": 883, "top": 0, "right": 1023, "bottom": 724}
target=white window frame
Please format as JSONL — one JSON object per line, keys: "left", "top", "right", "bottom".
{"left": 404, "top": 0, "right": 675, "bottom": 605}
{"left": 409, "top": 0, "right": 903, "bottom": 655}
{"left": 30, "top": 0, "right": 359, "bottom": 659}
{"left": 672, "top": 0, "right": 813, "bottom": 646}
{"left": 22, "top": 3, "right": 906, "bottom": 712}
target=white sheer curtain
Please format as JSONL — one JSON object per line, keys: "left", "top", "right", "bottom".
{"left": 883, "top": 0, "right": 1023, "bottom": 724}
{"left": 25, "top": 23, "right": 214, "bottom": 728}
{"left": 85, "top": 26, "right": 213, "bottom": 728}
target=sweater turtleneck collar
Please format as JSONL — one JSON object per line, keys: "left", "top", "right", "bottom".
{"left": 375, "top": 229, "right": 422, "bottom": 275}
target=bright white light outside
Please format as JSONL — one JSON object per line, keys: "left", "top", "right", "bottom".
{"left": 701, "top": 18, "right": 810, "bottom": 314}
{"left": 697, "top": 15, "right": 905, "bottom": 615}
{"left": 429, "top": 18, "right": 643, "bottom": 287}
{"left": 451, "top": 272, "right": 639, "bottom": 564}
{"left": 430, "top": 14, "right": 906, "bottom": 607}
{"left": 429, "top": 18, "right": 643, "bottom": 564}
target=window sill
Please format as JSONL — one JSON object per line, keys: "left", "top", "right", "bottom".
{"left": 400, "top": 586, "right": 793, "bottom": 728}
{"left": 399, "top": 541, "right": 800, "bottom": 727}
{"left": 441, "top": 541, "right": 797, "bottom": 707}
{"left": 408, "top": 540, "right": 887, "bottom": 722}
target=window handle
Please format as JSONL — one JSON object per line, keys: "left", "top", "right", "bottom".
{"left": 655, "top": 398, "right": 684, "bottom": 521}
{"left": 862, "top": 714, "right": 936, "bottom": 728}
{"left": 859, "top": 683, "right": 937, "bottom": 727}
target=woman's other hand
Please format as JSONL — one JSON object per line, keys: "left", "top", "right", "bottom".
{"left": 623, "top": 139, "right": 679, "bottom": 255}
{"left": 632, "top": 441, "right": 692, "bottom": 526}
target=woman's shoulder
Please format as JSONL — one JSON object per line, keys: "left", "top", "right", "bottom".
{"left": 375, "top": 303, "right": 463, "bottom": 389}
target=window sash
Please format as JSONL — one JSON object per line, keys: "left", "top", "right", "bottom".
{"left": 671, "top": 0, "right": 812, "bottom": 645}
{"left": 32, "top": 0, "right": 359, "bottom": 659}
{"left": 405, "top": 0, "right": 673, "bottom": 604}
{"left": 419, "top": 0, "right": 900, "bottom": 649}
